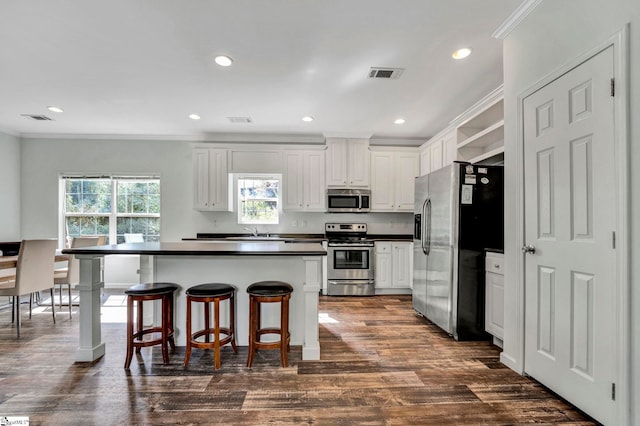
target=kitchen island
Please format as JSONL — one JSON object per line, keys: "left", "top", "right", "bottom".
{"left": 63, "top": 241, "right": 326, "bottom": 363}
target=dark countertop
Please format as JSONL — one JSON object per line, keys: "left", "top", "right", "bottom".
{"left": 188, "top": 233, "right": 414, "bottom": 242}
{"left": 63, "top": 241, "right": 327, "bottom": 256}
{"left": 195, "top": 233, "right": 325, "bottom": 240}
{"left": 367, "top": 234, "right": 413, "bottom": 241}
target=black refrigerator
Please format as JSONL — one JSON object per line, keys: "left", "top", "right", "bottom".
{"left": 413, "top": 162, "right": 504, "bottom": 340}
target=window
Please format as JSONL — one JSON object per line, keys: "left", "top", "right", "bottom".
{"left": 61, "top": 176, "right": 160, "bottom": 245}
{"left": 236, "top": 174, "right": 281, "bottom": 224}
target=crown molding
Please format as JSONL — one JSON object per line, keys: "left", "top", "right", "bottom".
{"left": 16, "top": 131, "right": 327, "bottom": 144}
{"left": 448, "top": 84, "right": 504, "bottom": 127}
{"left": 492, "top": 0, "right": 542, "bottom": 40}
{"left": 0, "top": 126, "right": 20, "bottom": 137}
{"left": 202, "top": 132, "right": 325, "bottom": 144}
{"left": 18, "top": 132, "right": 205, "bottom": 142}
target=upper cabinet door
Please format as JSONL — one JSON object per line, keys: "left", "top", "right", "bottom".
{"left": 429, "top": 139, "right": 444, "bottom": 172}
{"left": 283, "top": 149, "right": 326, "bottom": 211}
{"left": 325, "top": 139, "right": 349, "bottom": 186}
{"left": 283, "top": 151, "right": 304, "bottom": 210}
{"left": 303, "top": 150, "right": 326, "bottom": 211}
{"left": 326, "top": 138, "right": 370, "bottom": 188}
{"left": 394, "top": 151, "right": 419, "bottom": 210}
{"left": 370, "top": 151, "right": 395, "bottom": 210}
{"left": 419, "top": 128, "right": 456, "bottom": 176}
{"left": 193, "top": 148, "right": 210, "bottom": 210}
{"left": 370, "top": 149, "right": 418, "bottom": 212}
{"left": 347, "top": 139, "right": 370, "bottom": 188}
{"left": 192, "top": 148, "right": 229, "bottom": 211}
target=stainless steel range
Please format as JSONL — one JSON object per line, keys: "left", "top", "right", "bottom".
{"left": 325, "top": 223, "right": 375, "bottom": 296}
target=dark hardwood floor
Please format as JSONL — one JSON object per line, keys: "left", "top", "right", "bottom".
{"left": 0, "top": 293, "right": 596, "bottom": 425}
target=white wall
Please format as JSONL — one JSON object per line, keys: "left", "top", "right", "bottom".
{"left": 0, "top": 132, "right": 21, "bottom": 241}
{"left": 502, "top": 0, "right": 638, "bottom": 422}
{"left": 19, "top": 137, "right": 414, "bottom": 241}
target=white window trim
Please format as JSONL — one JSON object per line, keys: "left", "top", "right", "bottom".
{"left": 59, "top": 174, "right": 160, "bottom": 248}
{"left": 234, "top": 173, "right": 282, "bottom": 225}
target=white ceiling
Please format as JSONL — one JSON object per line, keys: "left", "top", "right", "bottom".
{"left": 0, "top": 0, "right": 522, "bottom": 145}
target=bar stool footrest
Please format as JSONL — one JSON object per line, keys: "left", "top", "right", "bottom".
{"left": 131, "top": 327, "right": 174, "bottom": 348}
{"left": 189, "top": 328, "right": 235, "bottom": 350}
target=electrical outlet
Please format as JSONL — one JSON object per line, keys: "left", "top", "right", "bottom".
{"left": 291, "top": 220, "right": 298, "bottom": 228}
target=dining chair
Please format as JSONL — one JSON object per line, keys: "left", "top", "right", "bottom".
{"left": 54, "top": 237, "right": 100, "bottom": 318}
{"left": 124, "top": 233, "right": 144, "bottom": 243}
{"left": 0, "top": 239, "right": 57, "bottom": 338}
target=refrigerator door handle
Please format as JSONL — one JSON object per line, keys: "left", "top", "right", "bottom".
{"left": 425, "top": 199, "right": 432, "bottom": 255}
{"left": 421, "top": 199, "right": 428, "bottom": 253}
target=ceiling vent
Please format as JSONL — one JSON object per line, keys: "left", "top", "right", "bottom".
{"left": 227, "top": 116, "right": 253, "bottom": 123}
{"left": 368, "top": 67, "right": 404, "bottom": 80}
{"left": 21, "top": 114, "right": 53, "bottom": 121}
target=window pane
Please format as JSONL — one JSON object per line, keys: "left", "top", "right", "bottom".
{"left": 241, "top": 200, "right": 278, "bottom": 224}
{"left": 65, "top": 216, "right": 109, "bottom": 238}
{"left": 238, "top": 176, "right": 280, "bottom": 224}
{"left": 65, "top": 179, "right": 111, "bottom": 213}
{"left": 117, "top": 180, "right": 160, "bottom": 214}
{"left": 116, "top": 217, "right": 160, "bottom": 243}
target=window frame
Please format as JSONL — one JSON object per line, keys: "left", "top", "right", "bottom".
{"left": 59, "top": 174, "right": 161, "bottom": 248}
{"left": 234, "top": 173, "right": 282, "bottom": 225}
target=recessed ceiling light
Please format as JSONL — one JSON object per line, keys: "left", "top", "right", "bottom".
{"left": 302, "top": 116, "right": 314, "bottom": 122}
{"left": 189, "top": 114, "right": 201, "bottom": 120}
{"left": 452, "top": 48, "right": 472, "bottom": 60}
{"left": 394, "top": 118, "right": 406, "bottom": 125}
{"left": 214, "top": 55, "right": 233, "bottom": 67}
{"left": 47, "top": 106, "right": 63, "bottom": 113}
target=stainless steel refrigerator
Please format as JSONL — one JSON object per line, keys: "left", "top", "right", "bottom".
{"left": 413, "top": 162, "right": 503, "bottom": 340}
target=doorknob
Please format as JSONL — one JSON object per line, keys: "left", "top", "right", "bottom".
{"left": 522, "top": 244, "right": 536, "bottom": 254}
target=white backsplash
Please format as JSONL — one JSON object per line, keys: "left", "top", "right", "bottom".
{"left": 192, "top": 211, "right": 413, "bottom": 236}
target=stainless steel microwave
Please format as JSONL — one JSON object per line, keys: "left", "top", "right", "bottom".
{"left": 327, "top": 189, "right": 371, "bottom": 213}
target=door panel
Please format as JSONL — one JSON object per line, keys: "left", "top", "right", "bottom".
{"left": 523, "top": 46, "right": 615, "bottom": 424}
{"left": 425, "top": 165, "right": 455, "bottom": 335}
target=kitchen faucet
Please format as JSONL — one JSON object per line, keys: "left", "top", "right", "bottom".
{"left": 244, "top": 226, "right": 259, "bottom": 237}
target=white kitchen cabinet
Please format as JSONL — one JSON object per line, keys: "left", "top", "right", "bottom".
{"left": 193, "top": 148, "right": 229, "bottom": 211}
{"left": 370, "top": 149, "right": 419, "bottom": 212}
{"left": 374, "top": 242, "right": 393, "bottom": 289}
{"left": 325, "top": 138, "right": 370, "bottom": 188}
{"left": 456, "top": 86, "right": 504, "bottom": 164}
{"left": 375, "top": 241, "right": 413, "bottom": 293}
{"left": 485, "top": 251, "right": 504, "bottom": 343}
{"left": 420, "top": 128, "right": 455, "bottom": 176}
{"left": 283, "top": 150, "right": 326, "bottom": 211}
{"left": 392, "top": 242, "right": 413, "bottom": 289}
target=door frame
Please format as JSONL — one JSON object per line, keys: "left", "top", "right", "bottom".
{"left": 513, "top": 27, "right": 630, "bottom": 424}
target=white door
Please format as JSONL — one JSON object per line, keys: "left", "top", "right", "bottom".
{"left": 523, "top": 46, "right": 616, "bottom": 424}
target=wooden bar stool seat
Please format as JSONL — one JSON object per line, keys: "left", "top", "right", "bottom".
{"left": 184, "top": 283, "right": 238, "bottom": 369}
{"left": 246, "top": 280, "right": 293, "bottom": 368}
{"left": 124, "top": 282, "right": 179, "bottom": 369}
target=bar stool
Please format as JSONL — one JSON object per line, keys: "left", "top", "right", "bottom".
{"left": 183, "top": 283, "right": 238, "bottom": 369}
{"left": 124, "top": 282, "right": 180, "bottom": 369}
{"left": 246, "top": 280, "right": 293, "bottom": 368}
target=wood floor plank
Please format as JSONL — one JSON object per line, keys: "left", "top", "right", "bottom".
{"left": 0, "top": 294, "right": 597, "bottom": 424}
